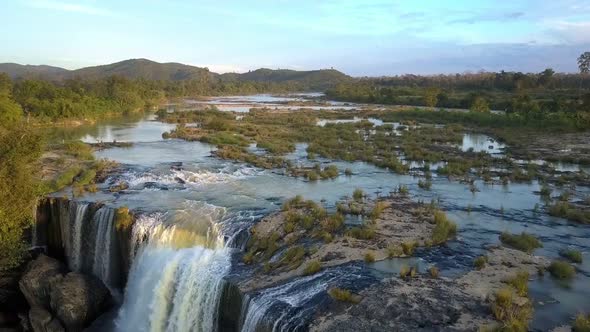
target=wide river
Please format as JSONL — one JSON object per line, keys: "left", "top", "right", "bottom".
{"left": 45, "top": 95, "right": 590, "bottom": 331}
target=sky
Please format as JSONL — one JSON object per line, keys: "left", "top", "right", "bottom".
{"left": 0, "top": 0, "right": 589, "bottom": 76}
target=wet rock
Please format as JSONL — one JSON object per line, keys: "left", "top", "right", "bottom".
{"left": 49, "top": 273, "right": 111, "bottom": 331}
{"left": 28, "top": 306, "right": 65, "bottom": 332}
{"left": 311, "top": 276, "right": 492, "bottom": 331}
{"left": 19, "top": 255, "right": 66, "bottom": 308}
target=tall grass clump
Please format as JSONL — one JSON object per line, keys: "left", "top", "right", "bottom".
{"left": 431, "top": 210, "right": 457, "bottom": 244}
{"left": 499, "top": 232, "right": 542, "bottom": 253}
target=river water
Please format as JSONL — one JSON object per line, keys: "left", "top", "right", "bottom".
{"left": 47, "top": 95, "right": 589, "bottom": 331}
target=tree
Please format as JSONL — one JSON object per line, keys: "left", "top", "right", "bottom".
{"left": 423, "top": 87, "right": 441, "bottom": 108}
{"left": 470, "top": 97, "right": 490, "bottom": 113}
{"left": 578, "top": 52, "right": 590, "bottom": 74}
{"left": 0, "top": 124, "right": 43, "bottom": 269}
{"left": 538, "top": 68, "right": 555, "bottom": 87}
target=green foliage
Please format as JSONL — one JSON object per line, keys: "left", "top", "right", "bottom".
{"left": 328, "top": 288, "right": 360, "bottom": 303}
{"left": 573, "top": 313, "right": 590, "bottom": 332}
{"left": 548, "top": 260, "right": 576, "bottom": 279}
{"left": 560, "top": 249, "right": 583, "bottom": 263}
{"left": 115, "top": 207, "right": 133, "bottom": 231}
{"left": 0, "top": 124, "right": 44, "bottom": 269}
{"left": 346, "top": 226, "right": 375, "bottom": 240}
{"left": 302, "top": 260, "right": 322, "bottom": 275}
{"left": 364, "top": 251, "right": 375, "bottom": 263}
{"left": 474, "top": 256, "right": 488, "bottom": 270}
{"left": 63, "top": 141, "right": 94, "bottom": 160}
{"left": 491, "top": 287, "right": 532, "bottom": 332}
{"left": 387, "top": 243, "right": 403, "bottom": 258}
{"left": 418, "top": 179, "right": 432, "bottom": 190}
{"left": 548, "top": 202, "right": 590, "bottom": 224}
{"left": 470, "top": 96, "right": 490, "bottom": 113}
{"left": 353, "top": 188, "right": 364, "bottom": 202}
{"left": 369, "top": 201, "right": 387, "bottom": 221}
{"left": 401, "top": 241, "right": 417, "bottom": 256}
{"left": 499, "top": 232, "right": 542, "bottom": 253}
{"left": 431, "top": 210, "right": 457, "bottom": 244}
{"left": 429, "top": 266, "right": 439, "bottom": 278}
{"left": 506, "top": 271, "right": 529, "bottom": 297}
{"left": 399, "top": 265, "right": 417, "bottom": 279}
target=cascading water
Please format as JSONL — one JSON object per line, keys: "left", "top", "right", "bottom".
{"left": 240, "top": 264, "right": 378, "bottom": 332}
{"left": 115, "top": 202, "right": 232, "bottom": 332}
{"left": 69, "top": 201, "right": 89, "bottom": 271}
{"left": 92, "top": 206, "right": 117, "bottom": 288}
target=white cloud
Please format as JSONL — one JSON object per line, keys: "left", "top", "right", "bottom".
{"left": 550, "top": 21, "right": 590, "bottom": 43}
{"left": 25, "top": 0, "right": 113, "bottom": 16}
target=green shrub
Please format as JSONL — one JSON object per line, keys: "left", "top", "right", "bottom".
{"left": 63, "top": 141, "right": 94, "bottom": 160}
{"left": 418, "top": 179, "right": 432, "bottom": 190}
{"left": 320, "top": 165, "right": 339, "bottom": 179}
{"left": 353, "top": 188, "right": 364, "bottom": 202}
{"left": 115, "top": 207, "right": 133, "bottom": 231}
{"left": 401, "top": 241, "right": 417, "bottom": 256}
{"left": 506, "top": 271, "right": 529, "bottom": 297}
{"left": 474, "top": 256, "right": 488, "bottom": 270}
{"left": 548, "top": 260, "right": 576, "bottom": 279}
{"left": 499, "top": 232, "right": 542, "bottom": 253}
{"left": 573, "top": 313, "right": 590, "bottom": 332}
{"left": 306, "top": 170, "right": 319, "bottom": 181}
{"left": 397, "top": 184, "right": 409, "bottom": 195}
{"left": 491, "top": 287, "right": 532, "bottom": 332}
{"left": 344, "top": 168, "right": 353, "bottom": 176}
{"left": 364, "top": 251, "right": 375, "bottom": 263}
{"left": 429, "top": 266, "right": 439, "bottom": 278}
{"left": 303, "top": 260, "right": 322, "bottom": 276}
{"left": 369, "top": 201, "right": 387, "bottom": 221}
{"left": 279, "top": 245, "right": 306, "bottom": 270}
{"left": 387, "top": 243, "right": 403, "bottom": 258}
{"left": 399, "top": 265, "right": 417, "bottom": 279}
{"left": 347, "top": 226, "right": 375, "bottom": 240}
{"left": 548, "top": 202, "right": 590, "bottom": 224}
{"left": 328, "top": 288, "right": 360, "bottom": 303}
{"left": 560, "top": 249, "right": 583, "bottom": 263}
{"left": 431, "top": 210, "right": 457, "bottom": 244}
{"left": 321, "top": 213, "right": 344, "bottom": 233}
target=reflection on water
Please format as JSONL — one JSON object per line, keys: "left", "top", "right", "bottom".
{"left": 461, "top": 133, "right": 505, "bottom": 154}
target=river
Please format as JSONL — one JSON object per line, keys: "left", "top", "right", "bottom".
{"left": 41, "top": 95, "right": 590, "bottom": 331}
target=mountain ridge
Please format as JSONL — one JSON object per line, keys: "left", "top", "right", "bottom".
{"left": 0, "top": 59, "right": 351, "bottom": 89}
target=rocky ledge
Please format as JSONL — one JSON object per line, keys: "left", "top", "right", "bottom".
{"left": 310, "top": 246, "right": 549, "bottom": 331}
{"left": 239, "top": 193, "right": 455, "bottom": 292}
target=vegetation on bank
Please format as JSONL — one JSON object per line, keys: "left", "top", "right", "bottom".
{"left": 499, "top": 232, "right": 542, "bottom": 253}
{"left": 547, "top": 260, "right": 576, "bottom": 279}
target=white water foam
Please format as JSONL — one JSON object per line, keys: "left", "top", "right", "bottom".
{"left": 116, "top": 202, "right": 231, "bottom": 332}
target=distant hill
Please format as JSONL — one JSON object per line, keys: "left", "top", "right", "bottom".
{"left": 0, "top": 63, "right": 69, "bottom": 80}
{"left": 0, "top": 59, "right": 351, "bottom": 89}
{"left": 68, "top": 58, "right": 214, "bottom": 81}
{"left": 221, "top": 68, "right": 351, "bottom": 90}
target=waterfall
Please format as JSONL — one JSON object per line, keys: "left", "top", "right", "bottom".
{"left": 240, "top": 264, "right": 375, "bottom": 332}
{"left": 92, "top": 206, "right": 117, "bottom": 288}
{"left": 69, "top": 202, "right": 89, "bottom": 271}
{"left": 115, "top": 202, "right": 231, "bottom": 332}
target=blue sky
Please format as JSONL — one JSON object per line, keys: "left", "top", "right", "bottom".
{"left": 1, "top": 0, "right": 589, "bottom": 76}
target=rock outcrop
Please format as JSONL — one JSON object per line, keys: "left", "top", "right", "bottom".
{"left": 19, "top": 255, "right": 111, "bottom": 332}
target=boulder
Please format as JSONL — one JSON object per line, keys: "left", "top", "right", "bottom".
{"left": 49, "top": 273, "right": 111, "bottom": 331}
{"left": 28, "top": 306, "right": 64, "bottom": 332}
{"left": 19, "top": 255, "right": 66, "bottom": 308}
